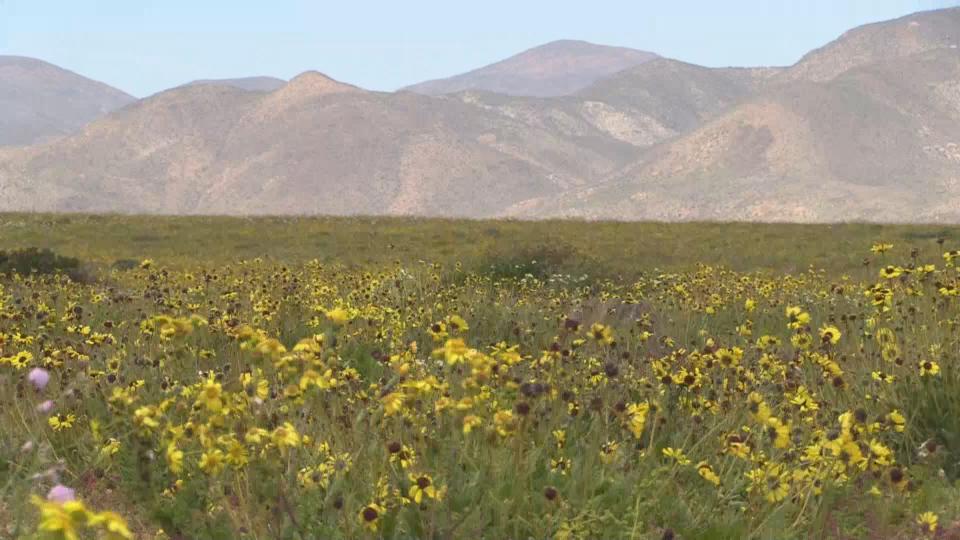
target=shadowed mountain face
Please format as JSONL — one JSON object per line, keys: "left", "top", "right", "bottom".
{"left": 183, "top": 76, "right": 287, "bottom": 93}
{"left": 402, "top": 40, "right": 659, "bottom": 97}
{"left": 0, "top": 56, "right": 135, "bottom": 146}
{"left": 1, "top": 8, "right": 959, "bottom": 221}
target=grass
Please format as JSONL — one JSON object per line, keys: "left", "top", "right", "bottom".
{"left": 1, "top": 213, "right": 957, "bottom": 276}
{"left": 1, "top": 213, "right": 960, "bottom": 539}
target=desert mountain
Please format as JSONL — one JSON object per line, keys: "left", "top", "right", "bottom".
{"left": 183, "top": 76, "right": 286, "bottom": 93}
{"left": 779, "top": 7, "right": 960, "bottom": 82}
{"left": 402, "top": 40, "right": 658, "bottom": 97}
{"left": 0, "top": 71, "right": 636, "bottom": 215}
{"left": 512, "top": 10, "right": 960, "bottom": 222}
{"left": 0, "top": 56, "right": 135, "bottom": 146}
{"left": 1, "top": 8, "right": 959, "bottom": 221}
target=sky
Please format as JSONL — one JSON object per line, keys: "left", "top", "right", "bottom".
{"left": 1, "top": 0, "right": 958, "bottom": 97}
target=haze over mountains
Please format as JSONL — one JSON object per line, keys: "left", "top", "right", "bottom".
{"left": 401, "top": 40, "right": 659, "bottom": 97}
{"left": 0, "top": 56, "right": 135, "bottom": 146}
{"left": 183, "top": 77, "right": 287, "bottom": 93}
{"left": 1, "top": 7, "right": 959, "bottom": 221}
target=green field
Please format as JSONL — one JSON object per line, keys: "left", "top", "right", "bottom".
{"left": 2, "top": 213, "right": 959, "bottom": 275}
{"left": 2, "top": 214, "right": 960, "bottom": 539}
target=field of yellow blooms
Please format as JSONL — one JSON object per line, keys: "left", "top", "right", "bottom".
{"left": 3, "top": 217, "right": 960, "bottom": 539}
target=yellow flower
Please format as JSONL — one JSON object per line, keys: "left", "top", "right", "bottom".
{"left": 432, "top": 337, "right": 471, "bottom": 365}
{"left": 662, "top": 447, "right": 691, "bottom": 465}
{"left": 197, "top": 378, "right": 223, "bottom": 413}
{"left": 599, "top": 440, "right": 620, "bottom": 464}
{"left": 89, "top": 510, "right": 134, "bottom": 539}
{"left": 493, "top": 409, "right": 516, "bottom": 437}
{"left": 49, "top": 413, "right": 77, "bottom": 431}
{"left": 166, "top": 442, "right": 184, "bottom": 475}
{"left": 588, "top": 323, "right": 614, "bottom": 345}
{"left": 408, "top": 473, "right": 438, "bottom": 504}
{"left": 765, "top": 417, "right": 791, "bottom": 449}
{"left": 785, "top": 306, "right": 810, "bottom": 329}
{"left": 697, "top": 461, "right": 721, "bottom": 486}
{"left": 358, "top": 503, "right": 385, "bottom": 531}
{"left": 447, "top": 314, "right": 469, "bottom": 332}
{"left": 270, "top": 422, "right": 301, "bottom": 451}
{"left": 381, "top": 392, "right": 406, "bottom": 416}
{"left": 199, "top": 449, "right": 225, "bottom": 475}
{"left": 551, "top": 457, "right": 571, "bottom": 475}
{"left": 818, "top": 325, "right": 841, "bottom": 345}
{"left": 100, "top": 438, "right": 121, "bottom": 458}
{"left": 626, "top": 402, "right": 649, "bottom": 439}
{"left": 879, "top": 265, "right": 902, "bottom": 279}
{"left": 32, "top": 496, "right": 88, "bottom": 540}
{"left": 917, "top": 511, "right": 938, "bottom": 533}
{"left": 886, "top": 410, "right": 906, "bottom": 432}
{"left": 747, "top": 392, "right": 771, "bottom": 423}
{"left": 325, "top": 306, "right": 352, "bottom": 325}
{"left": 919, "top": 360, "right": 941, "bottom": 377}
{"left": 462, "top": 414, "right": 482, "bottom": 434}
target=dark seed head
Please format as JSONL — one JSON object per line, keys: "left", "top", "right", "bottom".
{"left": 543, "top": 486, "right": 558, "bottom": 501}
{"left": 889, "top": 467, "right": 904, "bottom": 483}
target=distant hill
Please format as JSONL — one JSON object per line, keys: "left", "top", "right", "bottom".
{"left": 2, "top": 8, "right": 960, "bottom": 222}
{"left": 402, "top": 40, "right": 658, "bottom": 97}
{"left": 0, "top": 72, "right": 634, "bottom": 216}
{"left": 509, "top": 13, "right": 960, "bottom": 222}
{"left": 183, "top": 76, "right": 286, "bottom": 93}
{"left": 0, "top": 56, "right": 135, "bottom": 146}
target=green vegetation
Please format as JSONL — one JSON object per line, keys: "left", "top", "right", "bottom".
{"left": 1, "top": 213, "right": 957, "bottom": 276}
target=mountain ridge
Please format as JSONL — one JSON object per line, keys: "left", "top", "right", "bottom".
{"left": 1, "top": 7, "right": 959, "bottom": 221}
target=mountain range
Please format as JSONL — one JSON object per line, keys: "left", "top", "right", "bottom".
{"left": 1, "top": 7, "right": 958, "bottom": 221}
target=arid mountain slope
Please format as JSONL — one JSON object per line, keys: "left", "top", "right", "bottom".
{"left": 402, "top": 40, "right": 658, "bottom": 97}
{"left": 512, "top": 48, "right": 960, "bottom": 222}
{"left": 0, "top": 72, "right": 635, "bottom": 216}
{"left": 0, "top": 56, "right": 135, "bottom": 146}
{"left": 780, "top": 7, "right": 960, "bottom": 82}
{"left": 448, "top": 59, "right": 781, "bottom": 152}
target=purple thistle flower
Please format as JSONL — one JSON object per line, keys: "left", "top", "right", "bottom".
{"left": 47, "top": 484, "right": 76, "bottom": 503}
{"left": 28, "top": 368, "right": 50, "bottom": 391}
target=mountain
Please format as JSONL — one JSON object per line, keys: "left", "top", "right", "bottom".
{"left": 1, "top": 8, "right": 959, "bottom": 221}
{"left": 779, "top": 7, "right": 960, "bottom": 82}
{"left": 183, "top": 76, "right": 286, "bottom": 93}
{"left": 402, "top": 40, "right": 658, "bottom": 97}
{"left": 443, "top": 60, "right": 777, "bottom": 154}
{"left": 0, "top": 72, "right": 635, "bottom": 215}
{"left": 0, "top": 56, "right": 136, "bottom": 146}
{"left": 510, "top": 10, "right": 960, "bottom": 222}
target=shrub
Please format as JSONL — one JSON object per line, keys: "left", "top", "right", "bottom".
{"left": 475, "top": 239, "right": 601, "bottom": 282}
{"left": 0, "top": 247, "right": 90, "bottom": 282}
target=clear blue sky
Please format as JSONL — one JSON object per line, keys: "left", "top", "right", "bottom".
{"left": 1, "top": 0, "right": 957, "bottom": 97}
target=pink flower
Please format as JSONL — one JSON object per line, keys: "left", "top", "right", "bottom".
{"left": 28, "top": 368, "right": 50, "bottom": 391}
{"left": 36, "top": 400, "right": 54, "bottom": 413}
{"left": 47, "top": 484, "right": 76, "bottom": 503}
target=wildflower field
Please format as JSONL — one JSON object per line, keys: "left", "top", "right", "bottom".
{"left": 3, "top": 214, "right": 960, "bottom": 539}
